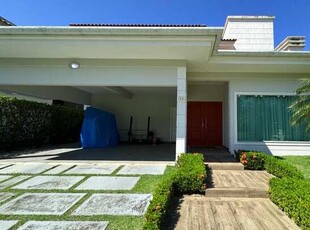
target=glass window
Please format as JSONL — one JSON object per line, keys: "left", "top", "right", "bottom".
{"left": 237, "top": 95, "right": 309, "bottom": 142}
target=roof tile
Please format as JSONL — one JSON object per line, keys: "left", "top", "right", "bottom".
{"left": 69, "top": 23, "right": 206, "bottom": 27}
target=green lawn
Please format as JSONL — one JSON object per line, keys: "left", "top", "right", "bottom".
{"left": 0, "top": 165, "right": 175, "bottom": 230}
{"left": 282, "top": 156, "right": 310, "bottom": 181}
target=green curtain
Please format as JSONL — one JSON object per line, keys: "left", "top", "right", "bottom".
{"left": 237, "top": 95, "right": 310, "bottom": 141}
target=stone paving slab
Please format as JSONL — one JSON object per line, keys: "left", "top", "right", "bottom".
{"left": 64, "top": 165, "right": 120, "bottom": 175}
{"left": 43, "top": 165, "right": 75, "bottom": 174}
{"left": 0, "top": 220, "right": 18, "bottom": 230}
{"left": 72, "top": 193, "right": 152, "bottom": 216}
{"left": 12, "top": 176, "right": 84, "bottom": 190}
{"left": 0, "top": 193, "right": 86, "bottom": 215}
{"left": 0, "top": 164, "right": 55, "bottom": 174}
{"left": 117, "top": 165, "right": 166, "bottom": 175}
{"left": 18, "top": 221, "right": 108, "bottom": 230}
{"left": 0, "top": 175, "right": 12, "bottom": 183}
{"left": 0, "top": 192, "right": 15, "bottom": 203}
{"left": 75, "top": 176, "right": 140, "bottom": 190}
{"left": 0, "top": 176, "right": 31, "bottom": 189}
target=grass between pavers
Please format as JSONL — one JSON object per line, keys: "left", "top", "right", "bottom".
{"left": 0, "top": 165, "right": 173, "bottom": 230}
{"left": 281, "top": 156, "right": 310, "bottom": 181}
{"left": 0, "top": 212, "right": 145, "bottom": 230}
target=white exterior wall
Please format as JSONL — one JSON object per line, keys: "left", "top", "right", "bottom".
{"left": 223, "top": 17, "right": 274, "bottom": 51}
{"left": 0, "top": 66, "right": 177, "bottom": 87}
{"left": 92, "top": 93, "right": 176, "bottom": 142}
{"left": 176, "top": 67, "right": 187, "bottom": 159}
{"left": 228, "top": 78, "right": 310, "bottom": 156}
{"left": 188, "top": 83, "right": 229, "bottom": 148}
{"left": 188, "top": 83, "right": 225, "bottom": 101}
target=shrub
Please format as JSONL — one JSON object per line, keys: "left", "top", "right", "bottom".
{"left": 0, "top": 96, "right": 51, "bottom": 150}
{"left": 238, "top": 151, "right": 265, "bottom": 170}
{"left": 144, "top": 167, "right": 177, "bottom": 230}
{"left": 0, "top": 96, "right": 84, "bottom": 150}
{"left": 174, "top": 153, "right": 207, "bottom": 194}
{"left": 143, "top": 153, "right": 207, "bottom": 229}
{"left": 264, "top": 156, "right": 304, "bottom": 179}
{"left": 236, "top": 149, "right": 304, "bottom": 179}
{"left": 269, "top": 177, "right": 310, "bottom": 229}
{"left": 49, "top": 106, "right": 84, "bottom": 144}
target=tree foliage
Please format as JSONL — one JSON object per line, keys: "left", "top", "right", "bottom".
{"left": 290, "top": 79, "right": 310, "bottom": 131}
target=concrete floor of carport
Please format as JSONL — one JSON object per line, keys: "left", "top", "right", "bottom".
{"left": 0, "top": 143, "right": 234, "bottom": 165}
{"left": 0, "top": 143, "right": 176, "bottom": 164}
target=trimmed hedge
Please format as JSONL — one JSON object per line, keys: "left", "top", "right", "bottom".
{"left": 264, "top": 156, "right": 304, "bottom": 179}
{"left": 144, "top": 167, "right": 177, "bottom": 229}
{"left": 0, "top": 96, "right": 84, "bottom": 150}
{"left": 174, "top": 153, "right": 207, "bottom": 194}
{"left": 143, "top": 153, "right": 206, "bottom": 230}
{"left": 49, "top": 106, "right": 84, "bottom": 144}
{"left": 238, "top": 151, "right": 265, "bottom": 170}
{"left": 269, "top": 178, "right": 310, "bottom": 229}
{"left": 236, "top": 150, "right": 304, "bottom": 179}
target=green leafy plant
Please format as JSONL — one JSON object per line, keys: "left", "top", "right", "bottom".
{"left": 264, "top": 156, "right": 304, "bottom": 179}
{"left": 269, "top": 177, "right": 310, "bottom": 229}
{"left": 144, "top": 167, "right": 177, "bottom": 230}
{"left": 49, "top": 105, "right": 84, "bottom": 144}
{"left": 0, "top": 96, "right": 83, "bottom": 150}
{"left": 174, "top": 153, "right": 207, "bottom": 194}
{"left": 290, "top": 78, "right": 310, "bottom": 131}
{"left": 238, "top": 151, "right": 265, "bottom": 170}
{"left": 143, "top": 153, "right": 206, "bottom": 229}
{"left": 236, "top": 149, "right": 304, "bottom": 179}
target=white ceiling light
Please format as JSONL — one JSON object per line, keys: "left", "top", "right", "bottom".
{"left": 69, "top": 62, "right": 80, "bottom": 69}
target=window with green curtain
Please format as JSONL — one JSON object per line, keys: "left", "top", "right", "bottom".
{"left": 237, "top": 95, "right": 310, "bottom": 142}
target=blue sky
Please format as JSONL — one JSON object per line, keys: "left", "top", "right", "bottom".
{"left": 1, "top": 0, "right": 309, "bottom": 50}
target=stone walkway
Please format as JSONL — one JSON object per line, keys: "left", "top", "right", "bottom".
{"left": 171, "top": 161, "right": 300, "bottom": 230}
{"left": 0, "top": 162, "right": 165, "bottom": 229}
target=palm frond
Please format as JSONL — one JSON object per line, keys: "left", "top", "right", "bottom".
{"left": 290, "top": 78, "right": 310, "bottom": 131}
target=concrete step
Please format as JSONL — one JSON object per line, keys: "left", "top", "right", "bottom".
{"left": 205, "top": 162, "right": 244, "bottom": 170}
{"left": 205, "top": 187, "right": 268, "bottom": 198}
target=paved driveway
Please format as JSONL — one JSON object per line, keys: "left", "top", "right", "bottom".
{"left": 0, "top": 162, "right": 167, "bottom": 230}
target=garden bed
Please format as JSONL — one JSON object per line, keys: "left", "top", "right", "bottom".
{"left": 143, "top": 153, "right": 206, "bottom": 230}
{"left": 236, "top": 150, "right": 310, "bottom": 229}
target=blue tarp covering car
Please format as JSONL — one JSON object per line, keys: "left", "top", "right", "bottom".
{"left": 80, "top": 107, "right": 120, "bottom": 148}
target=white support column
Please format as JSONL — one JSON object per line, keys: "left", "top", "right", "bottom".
{"left": 176, "top": 67, "right": 187, "bottom": 162}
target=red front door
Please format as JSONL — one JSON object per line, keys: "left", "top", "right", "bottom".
{"left": 187, "top": 102, "right": 222, "bottom": 147}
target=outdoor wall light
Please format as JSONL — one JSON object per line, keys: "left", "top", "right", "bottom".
{"left": 69, "top": 62, "right": 80, "bottom": 69}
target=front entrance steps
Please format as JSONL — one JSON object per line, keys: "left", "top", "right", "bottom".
{"left": 205, "top": 162, "right": 244, "bottom": 171}
{"left": 205, "top": 187, "right": 269, "bottom": 198}
{"left": 172, "top": 196, "right": 300, "bottom": 230}
{"left": 205, "top": 168, "right": 274, "bottom": 198}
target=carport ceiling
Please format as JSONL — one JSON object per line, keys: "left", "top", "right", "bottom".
{"left": 75, "top": 86, "right": 176, "bottom": 95}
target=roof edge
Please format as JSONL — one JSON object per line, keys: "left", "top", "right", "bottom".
{"left": 215, "top": 50, "right": 310, "bottom": 57}
{"left": 0, "top": 26, "right": 224, "bottom": 36}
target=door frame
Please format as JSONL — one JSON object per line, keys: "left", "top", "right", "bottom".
{"left": 187, "top": 101, "right": 223, "bottom": 147}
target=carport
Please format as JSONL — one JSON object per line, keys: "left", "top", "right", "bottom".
{"left": 0, "top": 143, "right": 176, "bottom": 164}
{"left": 0, "top": 25, "right": 221, "bottom": 161}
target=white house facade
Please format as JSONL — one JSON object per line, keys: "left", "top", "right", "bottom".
{"left": 0, "top": 16, "right": 309, "bottom": 159}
